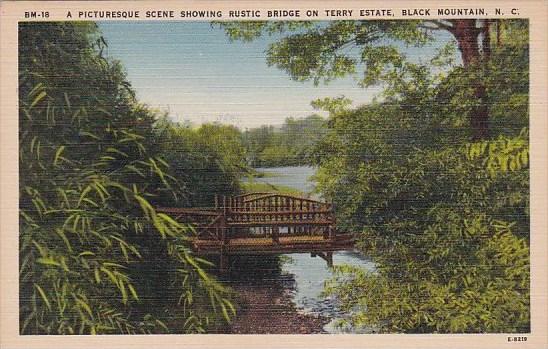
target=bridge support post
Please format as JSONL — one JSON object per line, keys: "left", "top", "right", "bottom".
{"left": 219, "top": 252, "right": 230, "bottom": 274}
{"left": 272, "top": 227, "right": 279, "bottom": 244}
{"left": 219, "top": 197, "right": 230, "bottom": 273}
{"left": 312, "top": 252, "right": 334, "bottom": 268}
{"left": 326, "top": 252, "right": 333, "bottom": 268}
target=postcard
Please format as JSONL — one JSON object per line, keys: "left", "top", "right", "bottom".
{"left": 1, "top": 1, "right": 547, "bottom": 348}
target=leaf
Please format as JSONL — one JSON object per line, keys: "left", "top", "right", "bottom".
{"left": 97, "top": 107, "right": 112, "bottom": 116}
{"left": 31, "top": 240, "right": 47, "bottom": 256}
{"left": 102, "top": 262, "right": 127, "bottom": 269}
{"left": 37, "top": 257, "right": 61, "bottom": 267}
{"left": 119, "top": 241, "right": 128, "bottom": 261}
{"left": 119, "top": 280, "right": 128, "bottom": 304}
{"left": 76, "top": 298, "right": 94, "bottom": 319}
{"left": 94, "top": 268, "right": 101, "bottom": 284}
{"left": 57, "top": 188, "right": 70, "bottom": 207}
{"left": 63, "top": 92, "right": 71, "bottom": 111}
{"left": 55, "top": 228, "right": 72, "bottom": 252}
{"left": 105, "top": 147, "right": 128, "bottom": 158}
{"left": 30, "top": 91, "right": 47, "bottom": 109}
{"left": 184, "top": 255, "right": 209, "bottom": 283}
{"left": 34, "top": 284, "right": 51, "bottom": 310}
{"left": 27, "top": 82, "right": 44, "bottom": 97}
{"left": 128, "top": 283, "right": 139, "bottom": 301}
{"left": 126, "top": 165, "right": 146, "bottom": 177}
{"left": 78, "top": 251, "right": 95, "bottom": 257}
{"left": 157, "top": 213, "right": 183, "bottom": 229}
{"left": 223, "top": 298, "right": 236, "bottom": 316}
{"left": 220, "top": 303, "right": 231, "bottom": 322}
{"left": 100, "top": 267, "right": 119, "bottom": 287}
{"left": 77, "top": 186, "right": 92, "bottom": 207}
{"left": 134, "top": 194, "right": 155, "bottom": 221}
{"left": 80, "top": 131, "right": 101, "bottom": 140}
{"left": 193, "top": 257, "right": 215, "bottom": 267}
{"left": 53, "top": 146, "right": 65, "bottom": 166}
{"left": 155, "top": 319, "right": 169, "bottom": 332}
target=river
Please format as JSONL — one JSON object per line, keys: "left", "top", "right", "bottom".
{"left": 226, "top": 166, "right": 375, "bottom": 334}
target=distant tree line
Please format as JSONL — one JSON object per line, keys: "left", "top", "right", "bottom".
{"left": 241, "top": 115, "right": 327, "bottom": 167}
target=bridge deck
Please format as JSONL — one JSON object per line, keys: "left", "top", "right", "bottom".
{"left": 192, "top": 233, "right": 354, "bottom": 255}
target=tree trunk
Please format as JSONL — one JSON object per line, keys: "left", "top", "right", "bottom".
{"left": 450, "top": 20, "right": 490, "bottom": 140}
{"left": 452, "top": 20, "right": 481, "bottom": 66}
{"left": 482, "top": 20, "right": 491, "bottom": 59}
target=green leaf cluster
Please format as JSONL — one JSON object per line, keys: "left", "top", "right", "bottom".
{"left": 311, "top": 20, "right": 530, "bottom": 333}
{"left": 219, "top": 21, "right": 430, "bottom": 86}
{"left": 242, "top": 115, "right": 327, "bottom": 167}
{"left": 19, "top": 22, "right": 234, "bottom": 334}
{"left": 152, "top": 118, "right": 247, "bottom": 207}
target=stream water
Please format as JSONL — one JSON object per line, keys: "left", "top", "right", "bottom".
{"left": 236, "top": 166, "right": 375, "bottom": 333}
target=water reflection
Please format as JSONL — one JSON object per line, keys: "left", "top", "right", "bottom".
{"left": 281, "top": 251, "right": 376, "bottom": 333}
{"left": 236, "top": 166, "right": 376, "bottom": 333}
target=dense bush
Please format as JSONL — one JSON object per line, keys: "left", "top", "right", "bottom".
{"left": 19, "top": 22, "right": 234, "bottom": 334}
{"left": 152, "top": 118, "right": 247, "bottom": 207}
{"left": 317, "top": 20, "right": 530, "bottom": 333}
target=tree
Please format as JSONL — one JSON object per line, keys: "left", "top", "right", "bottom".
{"left": 310, "top": 20, "right": 529, "bottom": 333}
{"left": 241, "top": 115, "right": 327, "bottom": 167}
{"left": 19, "top": 22, "right": 234, "bottom": 334}
{"left": 428, "top": 20, "right": 492, "bottom": 139}
{"left": 152, "top": 119, "right": 247, "bottom": 206}
{"left": 219, "top": 20, "right": 496, "bottom": 139}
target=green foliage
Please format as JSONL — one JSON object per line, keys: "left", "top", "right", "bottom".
{"left": 152, "top": 118, "right": 247, "bottom": 207}
{"left": 19, "top": 22, "right": 234, "bottom": 334}
{"left": 435, "top": 21, "right": 528, "bottom": 138}
{"left": 242, "top": 115, "right": 327, "bottom": 167}
{"left": 466, "top": 129, "right": 529, "bottom": 177}
{"left": 321, "top": 139, "right": 529, "bottom": 333}
{"left": 240, "top": 181, "right": 303, "bottom": 196}
{"left": 309, "top": 20, "right": 530, "bottom": 333}
{"left": 219, "top": 21, "right": 430, "bottom": 86}
{"left": 220, "top": 19, "right": 527, "bottom": 141}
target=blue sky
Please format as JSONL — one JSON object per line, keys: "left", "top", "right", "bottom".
{"left": 98, "top": 21, "right": 454, "bottom": 129}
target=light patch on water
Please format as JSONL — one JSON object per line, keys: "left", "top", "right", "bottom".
{"left": 252, "top": 166, "right": 318, "bottom": 197}
{"left": 280, "top": 251, "right": 376, "bottom": 334}
{"left": 250, "top": 166, "right": 377, "bottom": 333}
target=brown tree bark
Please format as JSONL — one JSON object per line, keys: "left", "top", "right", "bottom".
{"left": 448, "top": 19, "right": 490, "bottom": 140}
{"left": 452, "top": 20, "right": 482, "bottom": 66}
{"left": 482, "top": 20, "right": 491, "bottom": 59}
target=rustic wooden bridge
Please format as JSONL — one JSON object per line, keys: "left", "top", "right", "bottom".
{"left": 157, "top": 192, "right": 354, "bottom": 271}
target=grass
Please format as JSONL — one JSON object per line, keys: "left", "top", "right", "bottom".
{"left": 240, "top": 181, "right": 304, "bottom": 196}
{"left": 246, "top": 169, "right": 281, "bottom": 179}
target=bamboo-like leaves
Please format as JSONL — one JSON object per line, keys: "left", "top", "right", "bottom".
{"left": 19, "top": 22, "right": 234, "bottom": 335}
{"left": 53, "top": 146, "right": 66, "bottom": 166}
{"left": 34, "top": 284, "right": 51, "bottom": 310}
{"left": 29, "top": 90, "right": 47, "bottom": 109}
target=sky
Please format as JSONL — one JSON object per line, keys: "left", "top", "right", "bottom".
{"left": 98, "top": 21, "right": 454, "bottom": 129}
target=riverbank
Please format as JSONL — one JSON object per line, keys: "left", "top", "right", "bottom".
{"left": 240, "top": 181, "right": 304, "bottom": 196}
{"left": 241, "top": 166, "right": 317, "bottom": 197}
{"left": 227, "top": 279, "right": 329, "bottom": 334}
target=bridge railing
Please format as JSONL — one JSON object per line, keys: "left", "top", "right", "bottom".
{"left": 158, "top": 193, "right": 336, "bottom": 242}
{"left": 219, "top": 193, "right": 335, "bottom": 241}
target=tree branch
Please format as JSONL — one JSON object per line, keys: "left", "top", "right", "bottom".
{"left": 420, "top": 20, "right": 455, "bottom": 33}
